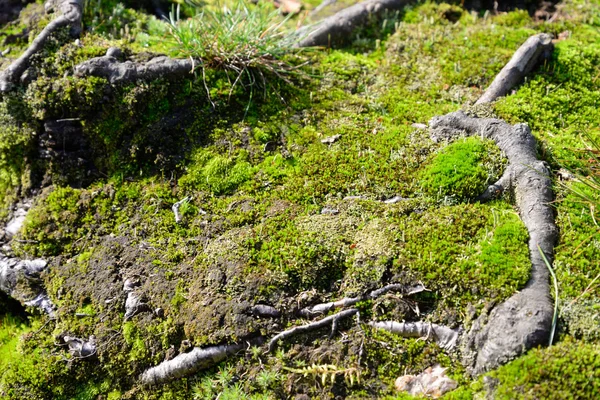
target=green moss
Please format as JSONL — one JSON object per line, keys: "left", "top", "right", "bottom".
{"left": 420, "top": 136, "right": 505, "bottom": 202}
{"left": 179, "top": 150, "right": 253, "bottom": 195}
{"left": 472, "top": 339, "right": 600, "bottom": 399}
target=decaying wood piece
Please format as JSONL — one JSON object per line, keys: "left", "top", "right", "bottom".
{"left": 74, "top": 48, "right": 194, "bottom": 84}
{"left": 476, "top": 33, "right": 553, "bottom": 104}
{"left": 140, "top": 342, "right": 248, "bottom": 385}
{"left": 0, "top": 0, "right": 84, "bottom": 92}
{"left": 269, "top": 308, "right": 359, "bottom": 352}
{"left": 299, "top": 283, "right": 426, "bottom": 317}
{"left": 296, "top": 0, "right": 409, "bottom": 47}
{"left": 429, "top": 111, "right": 557, "bottom": 374}
{"left": 369, "top": 321, "right": 460, "bottom": 350}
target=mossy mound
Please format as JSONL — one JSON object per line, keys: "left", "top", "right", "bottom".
{"left": 420, "top": 136, "right": 505, "bottom": 202}
{"left": 1, "top": 0, "right": 600, "bottom": 398}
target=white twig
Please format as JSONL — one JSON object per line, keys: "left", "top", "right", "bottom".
{"left": 269, "top": 308, "right": 358, "bottom": 352}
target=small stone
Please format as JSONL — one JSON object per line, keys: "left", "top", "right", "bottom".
{"left": 394, "top": 365, "right": 457, "bottom": 398}
{"left": 106, "top": 47, "right": 122, "bottom": 58}
{"left": 321, "top": 134, "right": 341, "bottom": 144}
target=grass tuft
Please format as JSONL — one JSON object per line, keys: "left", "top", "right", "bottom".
{"left": 166, "top": 1, "right": 307, "bottom": 99}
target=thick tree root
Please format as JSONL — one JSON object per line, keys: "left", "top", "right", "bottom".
{"left": 476, "top": 33, "right": 553, "bottom": 104}
{"left": 74, "top": 48, "right": 194, "bottom": 84}
{"left": 295, "top": 0, "right": 408, "bottom": 47}
{"left": 140, "top": 342, "right": 250, "bottom": 385}
{"left": 299, "top": 283, "right": 426, "bottom": 317}
{"left": 369, "top": 321, "right": 460, "bottom": 350}
{"left": 0, "top": 0, "right": 84, "bottom": 92}
{"left": 429, "top": 111, "right": 558, "bottom": 374}
{"left": 269, "top": 308, "right": 359, "bottom": 352}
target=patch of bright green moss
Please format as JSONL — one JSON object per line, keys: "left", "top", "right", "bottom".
{"left": 420, "top": 136, "right": 505, "bottom": 202}
{"left": 470, "top": 339, "right": 600, "bottom": 399}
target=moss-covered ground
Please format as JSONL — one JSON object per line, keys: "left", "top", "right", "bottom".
{"left": 0, "top": 0, "right": 599, "bottom": 398}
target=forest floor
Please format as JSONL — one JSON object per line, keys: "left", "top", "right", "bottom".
{"left": 0, "top": 0, "right": 599, "bottom": 399}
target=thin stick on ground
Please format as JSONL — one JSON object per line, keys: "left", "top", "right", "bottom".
{"left": 268, "top": 308, "right": 359, "bottom": 352}
{"left": 299, "top": 283, "right": 426, "bottom": 317}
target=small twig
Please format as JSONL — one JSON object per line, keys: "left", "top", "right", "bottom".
{"left": 269, "top": 309, "right": 358, "bottom": 352}
{"left": 299, "top": 283, "right": 426, "bottom": 317}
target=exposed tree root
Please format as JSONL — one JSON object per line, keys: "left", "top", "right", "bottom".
{"left": 269, "top": 308, "right": 359, "bottom": 352}
{"left": 299, "top": 283, "right": 426, "bottom": 317}
{"left": 74, "top": 48, "right": 194, "bottom": 84}
{"left": 140, "top": 340, "right": 262, "bottom": 386}
{"left": 0, "top": 0, "right": 84, "bottom": 92}
{"left": 429, "top": 111, "right": 557, "bottom": 374}
{"left": 295, "top": 0, "right": 408, "bottom": 47}
{"left": 369, "top": 321, "right": 460, "bottom": 350}
{"left": 476, "top": 33, "right": 553, "bottom": 104}
{"left": 421, "top": 32, "right": 559, "bottom": 374}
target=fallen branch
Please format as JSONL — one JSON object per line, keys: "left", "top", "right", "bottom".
{"left": 476, "top": 33, "right": 553, "bottom": 104}
{"left": 269, "top": 308, "right": 359, "bottom": 352}
{"left": 0, "top": 0, "right": 84, "bottom": 92}
{"left": 299, "top": 283, "right": 426, "bottom": 317}
{"left": 295, "top": 0, "right": 408, "bottom": 47}
{"left": 74, "top": 49, "right": 194, "bottom": 84}
{"left": 369, "top": 320, "right": 460, "bottom": 350}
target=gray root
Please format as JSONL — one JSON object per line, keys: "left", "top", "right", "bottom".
{"left": 369, "top": 320, "right": 460, "bottom": 350}
{"left": 0, "top": 254, "right": 55, "bottom": 316}
{"left": 0, "top": 0, "right": 84, "bottom": 92}
{"left": 295, "top": 0, "right": 408, "bottom": 47}
{"left": 429, "top": 111, "right": 558, "bottom": 374}
{"left": 140, "top": 342, "right": 250, "bottom": 385}
{"left": 299, "top": 283, "right": 426, "bottom": 317}
{"left": 476, "top": 33, "right": 553, "bottom": 104}
{"left": 74, "top": 48, "right": 194, "bottom": 84}
{"left": 269, "top": 308, "right": 358, "bottom": 352}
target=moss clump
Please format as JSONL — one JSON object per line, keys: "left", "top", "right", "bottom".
{"left": 179, "top": 150, "right": 253, "bottom": 195}
{"left": 475, "top": 339, "right": 600, "bottom": 399}
{"left": 420, "top": 137, "right": 505, "bottom": 202}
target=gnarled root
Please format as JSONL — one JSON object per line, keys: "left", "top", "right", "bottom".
{"left": 429, "top": 111, "right": 557, "bottom": 374}
{"left": 0, "top": 0, "right": 84, "bottom": 92}
{"left": 369, "top": 321, "right": 460, "bottom": 350}
{"left": 476, "top": 33, "right": 553, "bottom": 105}
{"left": 74, "top": 48, "right": 194, "bottom": 84}
{"left": 295, "top": 0, "right": 408, "bottom": 47}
